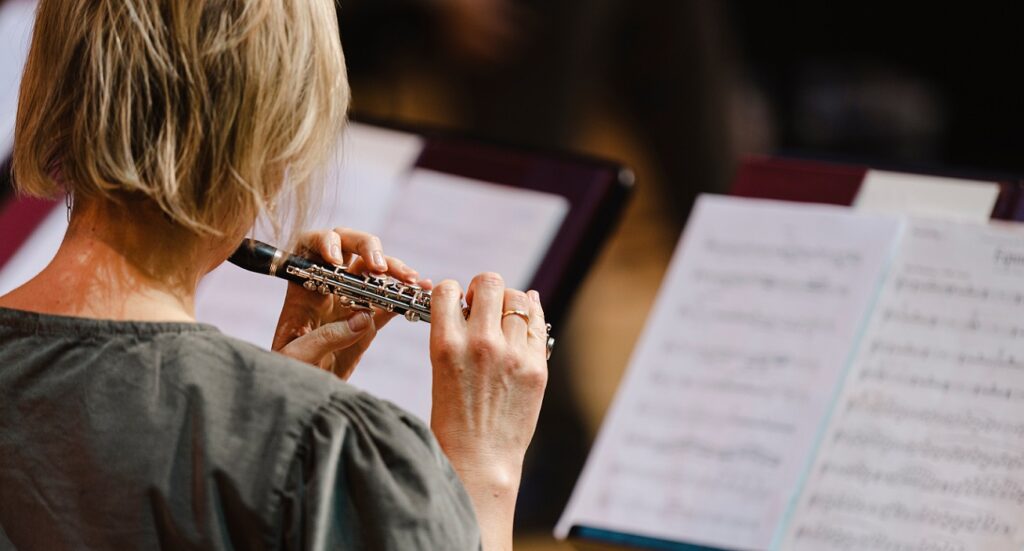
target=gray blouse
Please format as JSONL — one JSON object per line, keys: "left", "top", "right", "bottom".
{"left": 0, "top": 307, "right": 481, "bottom": 550}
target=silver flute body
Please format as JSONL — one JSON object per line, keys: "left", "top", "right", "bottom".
{"left": 229, "top": 239, "right": 554, "bottom": 358}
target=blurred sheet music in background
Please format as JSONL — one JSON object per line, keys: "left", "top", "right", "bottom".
{"left": 348, "top": 169, "right": 568, "bottom": 419}
{"left": 557, "top": 195, "right": 903, "bottom": 550}
{"left": 0, "top": 0, "right": 34, "bottom": 160}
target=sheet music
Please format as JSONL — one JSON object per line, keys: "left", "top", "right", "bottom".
{"left": 854, "top": 170, "right": 1000, "bottom": 223}
{"left": 783, "top": 219, "right": 1024, "bottom": 551}
{"left": 556, "top": 195, "right": 903, "bottom": 550}
{"left": 0, "top": 0, "right": 35, "bottom": 159}
{"left": 347, "top": 169, "right": 569, "bottom": 420}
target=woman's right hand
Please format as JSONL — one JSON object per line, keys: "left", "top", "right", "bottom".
{"left": 429, "top": 273, "right": 548, "bottom": 550}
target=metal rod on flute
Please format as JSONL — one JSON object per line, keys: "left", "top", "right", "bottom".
{"left": 228, "top": 238, "right": 555, "bottom": 359}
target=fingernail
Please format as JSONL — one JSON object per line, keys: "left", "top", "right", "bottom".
{"left": 406, "top": 271, "right": 419, "bottom": 283}
{"left": 372, "top": 251, "right": 386, "bottom": 270}
{"left": 330, "top": 244, "right": 342, "bottom": 262}
{"left": 528, "top": 290, "right": 540, "bottom": 304}
{"left": 348, "top": 313, "right": 371, "bottom": 332}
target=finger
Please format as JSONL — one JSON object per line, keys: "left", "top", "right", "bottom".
{"left": 329, "top": 317, "right": 381, "bottom": 380}
{"left": 372, "top": 309, "right": 397, "bottom": 331}
{"left": 279, "top": 312, "right": 373, "bottom": 366}
{"left": 382, "top": 255, "right": 419, "bottom": 283}
{"left": 294, "top": 230, "right": 344, "bottom": 265}
{"left": 333, "top": 227, "right": 387, "bottom": 273}
{"left": 430, "top": 279, "right": 466, "bottom": 340}
{"left": 466, "top": 272, "right": 504, "bottom": 335}
{"left": 525, "top": 289, "right": 547, "bottom": 354}
{"left": 349, "top": 255, "right": 419, "bottom": 283}
{"left": 417, "top": 278, "right": 434, "bottom": 290}
{"left": 500, "top": 289, "right": 531, "bottom": 347}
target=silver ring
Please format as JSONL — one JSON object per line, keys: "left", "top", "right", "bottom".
{"left": 545, "top": 323, "right": 554, "bottom": 360}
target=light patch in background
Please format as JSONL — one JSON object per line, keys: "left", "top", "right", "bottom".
{"left": 853, "top": 169, "right": 999, "bottom": 222}
{"left": 0, "top": 0, "right": 35, "bottom": 160}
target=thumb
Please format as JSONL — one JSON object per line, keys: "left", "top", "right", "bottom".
{"left": 279, "top": 312, "right": 373, "bottom": 366}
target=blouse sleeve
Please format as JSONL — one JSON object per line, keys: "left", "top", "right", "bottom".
{"left": 277, "top": 389, "right": 482, "bottom": 551}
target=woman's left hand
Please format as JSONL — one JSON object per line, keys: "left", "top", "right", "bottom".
{"left": 271, "top": 228, "right": 432, "bottom": 380}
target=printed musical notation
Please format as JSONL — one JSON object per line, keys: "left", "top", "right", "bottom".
{"left": 701, "top": 238, "right": 864, "bottom": 268}
{"left": 791, "top": 522, "right": 969, "bottom": 551}
{"left": 783, "top": 219, "right": 1024, "bottom": 551}
{"left": 880, "top": 308, "right": 1024, "bottom": 340}
{"left": 804, "top": 491, "right": 1014, "bottom": 537}
{"left": 691, "top": 269, "right": 851, "bottom": 297}
{"left": 892, "top": 276, "right": 1024, "bottom": 306}
{"left": 815, "top": 461, "right": 1024, "bottom": 507}
{"left": 657, "top": 341, "right": 820, "bottom": 373}
{"left": 868, "top": 339, "right": 1024, "bottom": 372}
{"left": 846, "top": 392, "right": 1024, "bottom": 439}
{"left": 830, "top": 427, "right": 1024, "bottom": 471}
{"left": 557, "top": 196, "right": 903, "bottom": 549}
{"left": 606, "top": 461, "right": 774, "bottom": 499}
{"left": 675, "top": 305, "right": 838, "bottom": 336}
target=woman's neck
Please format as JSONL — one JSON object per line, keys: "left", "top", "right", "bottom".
{"left": 0, "top": 199, "right": 236, "bottom": 322}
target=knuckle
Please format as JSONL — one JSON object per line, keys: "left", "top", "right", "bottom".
{"left": 433, "top": 280, "right": 461, "bottom": 298}
{"left": 473, "top": 272, "right": 504, "bottom": 289}
{"left": 313, "top": 326, "right": 343, "bottom": 348}
{"left": 431, "top": 338, "right": 462, "bottom": 364}
{"left": 503, "top": 289, "right": 529, "bottom": 308}
{"left": 520, "top": 363, "right": 548, "bottom": 390}
{"left": 468, "top": 334, "right": 499, "bottom": 359}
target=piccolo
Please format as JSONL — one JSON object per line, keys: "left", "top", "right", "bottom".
{"left": 228, "top": 239, "right": 555, "bottom": 359}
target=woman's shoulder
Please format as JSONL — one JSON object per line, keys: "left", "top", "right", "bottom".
{"left": 178, "top": 331, "right": 482, "bottom": 548}
{"left": 167, "top": 328, "right": 358, "bottom": 410}
{"left": 167, "top": 329, "right": 435, "bottom": 448}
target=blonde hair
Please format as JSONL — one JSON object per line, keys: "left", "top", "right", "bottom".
{"left": 13, "top": 0, "right": 349, "bottom": 237}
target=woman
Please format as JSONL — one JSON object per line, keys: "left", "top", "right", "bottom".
{"left": 0, "top": 1, "right": 548, "bottom": 550}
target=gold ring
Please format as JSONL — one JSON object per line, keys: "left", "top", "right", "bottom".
{"left": 501, "top": 309, "right": 530, "bottom": 325}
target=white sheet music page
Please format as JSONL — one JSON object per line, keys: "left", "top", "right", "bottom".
{"left": 347, "top": 169, "right": 569, "bottom": 420}
{"left": 854, "top": 170, "right": 1000, "bottom": 223}
{"left": 0, "top": 0, "right": 35, "bottom": 158}
{"left": 556, "top": 195, "right": 902, "bottom": 550}
{"left": 783, "top": 219, "right": 1024, "bottom": 551}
